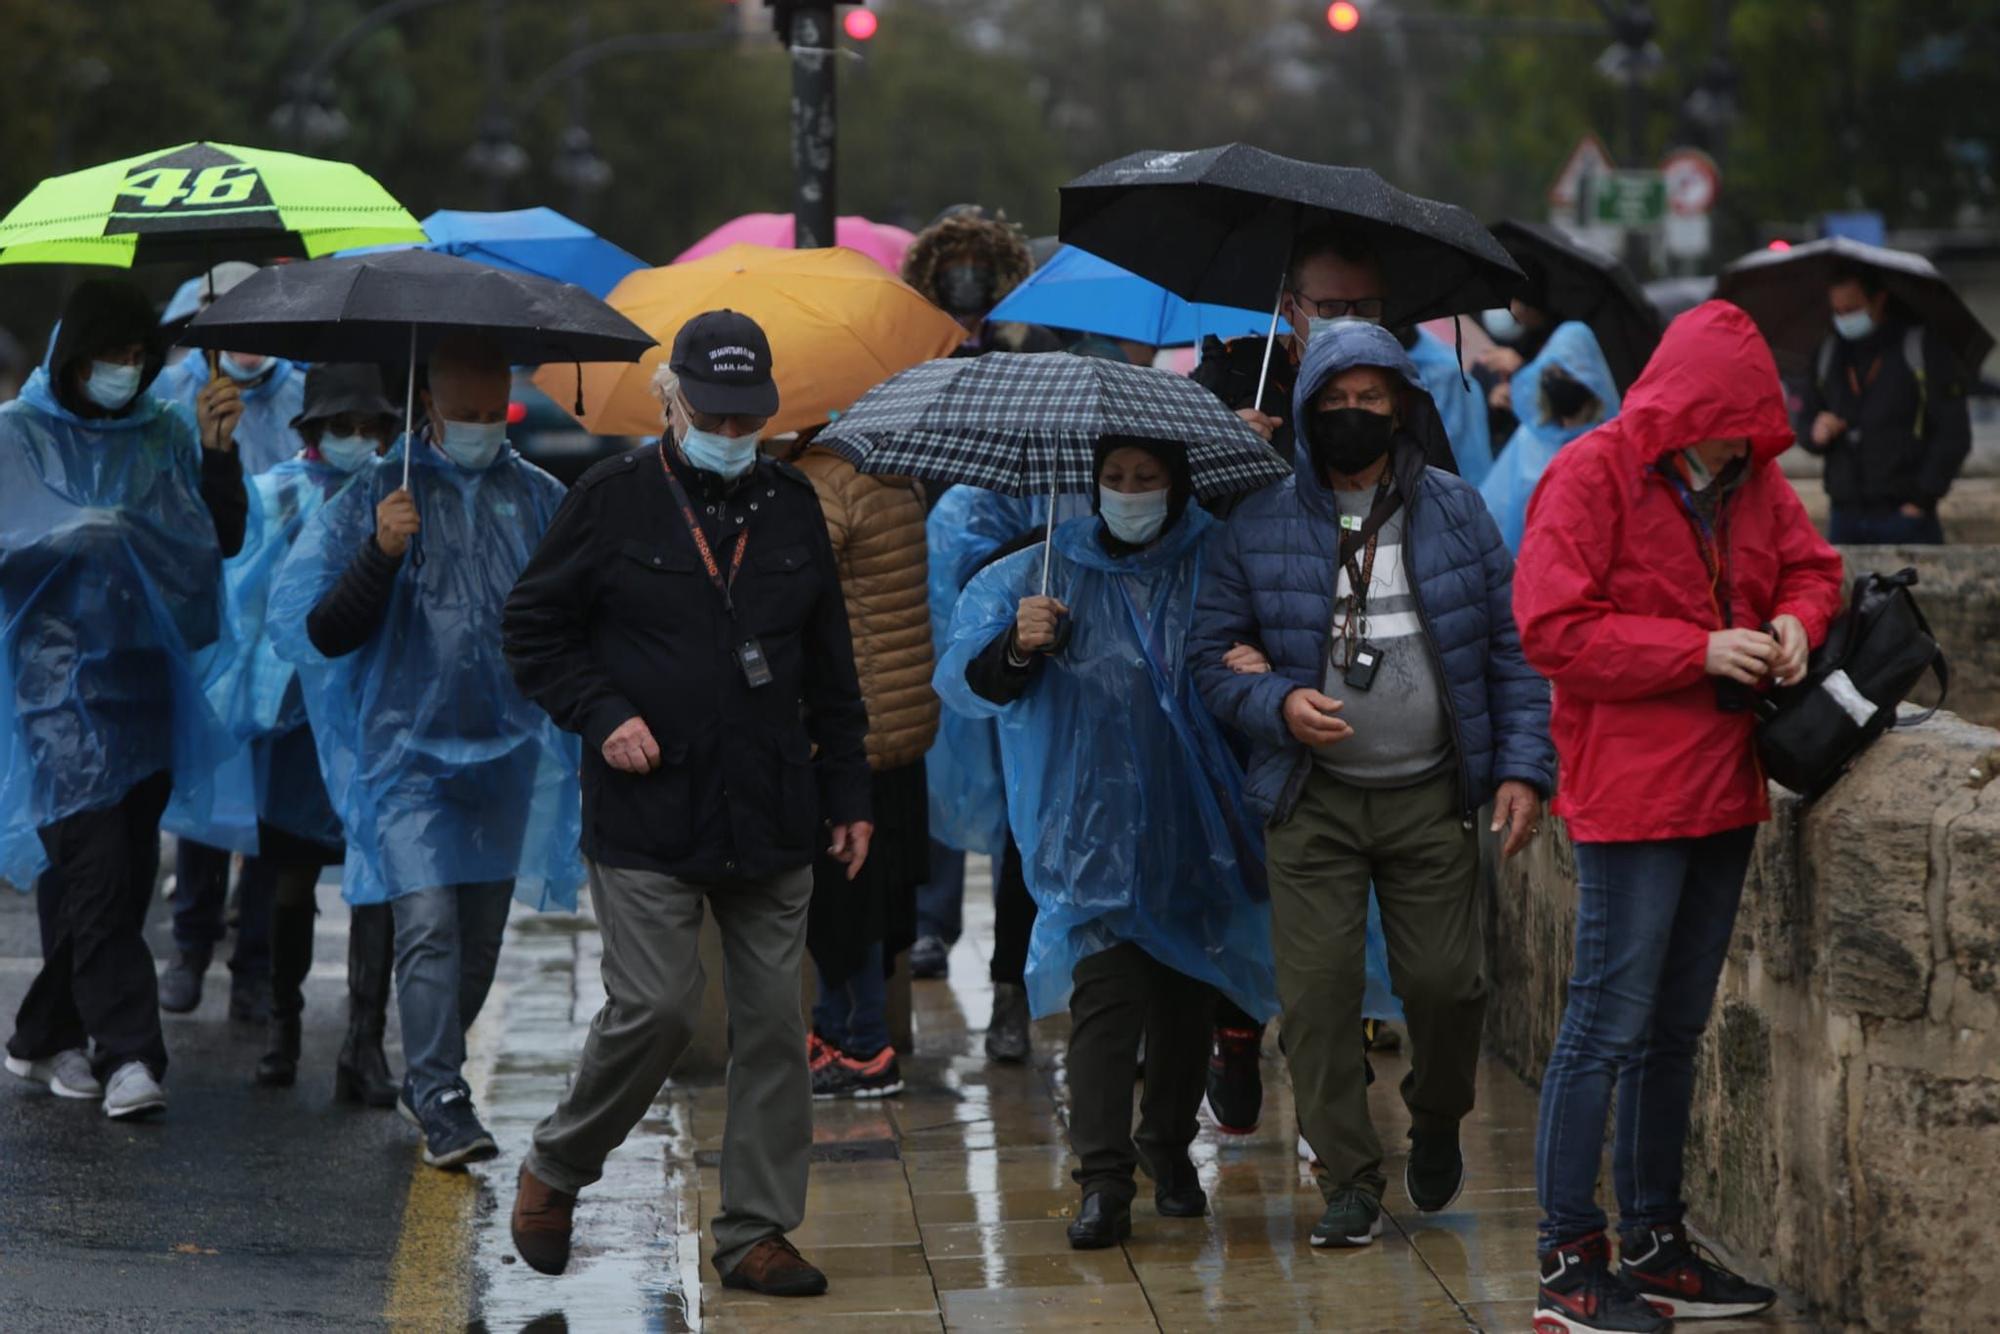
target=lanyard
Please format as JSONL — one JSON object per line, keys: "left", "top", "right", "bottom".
{"left": 1845, "top": 354, "right": 1883, "bottom": 399}
{"left": 1663, "top": 467, "right": 1733, "bottom": 628}
{"left": 658, "top": 443, "right": 748, "bottom": 616}
{"left": 1335, "top": 481, "right": 1396, "bottom": 665}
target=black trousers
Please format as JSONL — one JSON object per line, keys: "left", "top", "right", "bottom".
{"left": 990, "top": 835, "right": 1037, "bottom": 986}
{"left": 1066, "top": 942, "right": 1216, "bottom": 1202}
{"left": 8, "top": 772, "right": 173, "bottom": 1078}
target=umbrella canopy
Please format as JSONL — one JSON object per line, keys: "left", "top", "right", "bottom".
{"left": 989, "top": 244, "right": 1272, "bottom": 348}
{"left": 1716, "top": 237, "right": 1994, "bottom": 379}
{"left": 534, "top": 243, "right": 965, "bottom": 439}
{"left": 178, "top": 248, "right": 655, "bottom": 366}
{"left": 674, "top": 213, "right": 916, "bottom": 275}
{"left": 1490, "top": 219, "right": 1661, "bottom": 392}
{"left": 415, "top": 207, "right": 646, "bottom": 298}
{"left": 815, "top": 351, "right": 1291, "bottom": 501}
{"left": 1058, "top": 144, "right": 1524, "bottom": 327}
{"left": 0, "top": 141, "right": 423, "bottom": 267}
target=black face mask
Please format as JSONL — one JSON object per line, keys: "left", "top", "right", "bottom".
{"left": 939, "top": 263, "right": 997, "bottom": 316}
{"left": 1542, "top": 369, "right": 1596, "bottom": 421}
{"left": 1307, "top": 407, "right": 1397, "bottom": 478}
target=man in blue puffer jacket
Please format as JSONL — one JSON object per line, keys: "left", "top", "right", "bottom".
{"left": 1189, "top": 321, "right": 1554, "bottom": 1251}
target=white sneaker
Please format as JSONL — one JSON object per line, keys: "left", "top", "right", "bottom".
{"left": 5, "top": 1050, "right": 104, "bottom": 1100}
{"left": 102, "top": 1061, "right": 167, "bottom": 1120}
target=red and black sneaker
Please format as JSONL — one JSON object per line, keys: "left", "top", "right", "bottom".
{"left": 1204, "top": 1026, "right": 1264, "bottom": 1134}
{"left": 1533, "top": 1233, "right": 1672, "bottom": 1334}
{"left": 1621, "top": 1223, "right": 1776, "bottom": 1320}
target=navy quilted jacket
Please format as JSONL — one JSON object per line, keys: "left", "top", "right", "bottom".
{"left": 1189, "top": 323, "right": 1555, "bottom": 823}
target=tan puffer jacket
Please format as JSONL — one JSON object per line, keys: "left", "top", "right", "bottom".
{"left": 792, "top": 448, "right": 940, "bottom": 771}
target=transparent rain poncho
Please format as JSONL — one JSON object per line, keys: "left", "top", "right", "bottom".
{"left": 1480, "top": 321, "right": 1622, "bottom": 554}
{"left": 0, "top": 368, "right": 231, "bottom": 886}
{"left": 936, "top": 508, "right": 1277, "bottom": 1021}
{"left": 155, "top": 355, "right": 307, "bottom": 478}
{"left": 267, "top": 444, "right": 583, "bottom": 910}
{"left": 162, "top": 454, "right": 369, "bottom": 855}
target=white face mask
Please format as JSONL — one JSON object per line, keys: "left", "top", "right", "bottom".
{"left": 1482, "top": 306, "right": 1525, "bottom": 343}
{"left": 436, "top": 417, "right": 507, "bottom": 470}
{"left": 1098, "top": 485, "right": 1171, "bottom": 546}
{"left": 1833, "top": 308, "right": 1876, "bottom": 342}
{"left": 219, "top": 352, "right": 271, "bottom": 383}
{"left": 1306, "top": 314, "right": 1381, "bottom": 345}
{"left": 83, "top": 360, "right": 142, "bottom": 411}
{"left": 318, "top": 431, "right": 377, "bottom": 473}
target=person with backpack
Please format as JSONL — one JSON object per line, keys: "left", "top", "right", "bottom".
{"left": 1796, "top": 263, "right": 1972, "bottom": 546}
{"left": 1513, "top": 302, "right": 1844, "bottom": 1332}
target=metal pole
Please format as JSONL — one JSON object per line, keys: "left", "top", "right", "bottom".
{"left": 788, "top": 4, "right": 837, "bottom": 249}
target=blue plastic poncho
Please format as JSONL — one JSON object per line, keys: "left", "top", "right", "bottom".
{"left": 1407, "top": 326, "right": 1493, "bottom": 488}
{"left": 267, "top": 444, "right": 584, "bottom": 910}
{"left": 162, "top": 453, "right": 373, "bottom": 855}
{"left": 0, "top": 367, "right": 232, "bottom": 887}
{"left": 936, "top": 508, "right": 1278, "bottom": 1021}
{"left": 155, "top": 354, "right": 306, "bottom": 479}
{"left": 1479, "top": 321, "right": 1621, "bottom": 553}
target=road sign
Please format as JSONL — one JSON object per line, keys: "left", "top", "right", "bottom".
{"left": 1593, "top": 171, "right": 1667, "bottom": 227}
{"left": 1549, "top": 134, "right": 1616, "bottom": 210}
{"left": 1660, "top": 148, "right": 1720, "bottom": 217}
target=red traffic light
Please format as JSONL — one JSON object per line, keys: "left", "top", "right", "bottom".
{"left": 844, "top": 7, "right": 878, "bottom": 39}
{"left": 1767, "top": 239, "right": 1793, "bottom": 252}
{"left": 1327, "top": 1, "right": 1361, "bottom": 32}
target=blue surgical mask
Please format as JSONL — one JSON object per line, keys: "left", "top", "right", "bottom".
{"left": 680, "top": 424, "right": 762, "bottom": 479}
{"left": 1481, "top": 307, "right": 1525, "bottom": 343}
{"left": 1098, "top": 485, "right": 1171, "bottom": 546}
{"left": 436, "top": 417, "right": 507, "bottom": 470}
{"left": 83, "top": 360, "right": 142, "bottom": 411}
{"left": 318, "top": 431, "right": 377, "bottom": 473}
{"left": 1833, "top": 309, "right": 1876, "bottom": 342}
{"left": 219, "top": 352, "right": 271, "bottom": 383}
{"left": 1305, "top": 314, "right": 1381, "bottom": 344}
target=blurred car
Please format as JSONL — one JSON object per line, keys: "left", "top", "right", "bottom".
{"left": 508, "top": 370, "right": 642, "bottom": 486}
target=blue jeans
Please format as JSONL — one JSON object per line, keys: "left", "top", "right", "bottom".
{"left": 915, "top": 839, "right": 966, "bottom": 943}
{"left": 1534, "top": 827, "right": 1757, "bottom": 1252}
{"left": 1827, "top": 505, "right": 1945, "bottom": 546}
{"left": 170, "top": 840, "right": 272, "bottom": 982}
{"left": 813, "top": 940, "right": 889, "bottom": 1057}
{"left": 390, "top": 881, "right": 513, "bottom": 1108}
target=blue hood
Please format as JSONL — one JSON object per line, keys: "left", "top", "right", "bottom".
{"left": 1288, "top": 320, "right": 1433, "bottom": 497}
{"left": 1513, "top": 321, "right": 1620, "bottom": 447}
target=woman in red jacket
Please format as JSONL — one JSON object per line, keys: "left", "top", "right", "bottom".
{"left": 1513, "top": 302, "right": 1844, "bottom": 1334}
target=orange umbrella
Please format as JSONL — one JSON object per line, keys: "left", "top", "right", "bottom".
{"left": 534, "top": 243, "right": 965, "bottom": 438}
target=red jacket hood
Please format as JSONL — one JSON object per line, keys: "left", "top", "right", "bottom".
{"left": 1608, "top": 300, "right": 1795, "bottom": 468}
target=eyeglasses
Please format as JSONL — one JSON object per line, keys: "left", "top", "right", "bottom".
{"left": 1290, "top": 293, "right": 1386, "bottom": 321}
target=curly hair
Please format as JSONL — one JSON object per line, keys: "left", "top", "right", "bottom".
{"left": 900, "top": 212, "right": 1035, "bottom": 311}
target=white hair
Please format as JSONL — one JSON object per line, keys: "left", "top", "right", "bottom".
{"left": 648, "top": 365, "right": 680, "bottom": 422}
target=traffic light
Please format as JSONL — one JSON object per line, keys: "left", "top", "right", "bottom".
{"left": 843, "top": 6, "right": 878, "bottom": 40}
{"left": 1326, "top": 1, "right": 1361, "bottom": 33}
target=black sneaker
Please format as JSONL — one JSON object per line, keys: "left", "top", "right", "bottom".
{"left": 1204, "top": 1026, "right": 1263, "bottom": 1134}
{"left": 1621, "top": 1222, "right": 1776, "bottom": 1320}
{"left": 1309, "top": 1188, "right": 1382, "bottom": 1249}
{"left": 1534, "top": 1233, "right": 1671, "bottom": 1333}
{"left": 418, "top": 1082, "right": 498, "bottom": 1169}
{"left": 396, "top": 1073, "right": 421, "bottom": 1128}
{"left": 909, "top": 935, "right": 949, "bottom": 980}
{"left": 1405, "top": 1129, "right": 1465, "bottom": 1213}
{"left": 158, "top": 951, "right": 209, "bottom": 1014}
{"left": 812, "top": 1045, "right": 905, "bottom": 1100}
{"left": 228, "top": 973, "right": 272, "bottom": 1024}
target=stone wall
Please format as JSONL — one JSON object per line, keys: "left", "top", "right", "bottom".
{"left": 1487, "top": 715, "right": 2000, "bottom": 1331}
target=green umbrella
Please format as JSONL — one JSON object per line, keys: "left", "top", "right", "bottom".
{"left": 0, "top": 141, "right": 424, "bottom": 268}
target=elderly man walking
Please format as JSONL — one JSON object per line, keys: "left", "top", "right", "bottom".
{"left": 1189, "top": 321, "right": 1554, "bottom": 1251}
{"left": 502, "top": 310, "right": 873, "bottom": 1297}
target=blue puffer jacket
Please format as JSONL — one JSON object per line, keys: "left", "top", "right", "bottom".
{"left": 1188, "top": 322, "right": 1555, "bottom": 823}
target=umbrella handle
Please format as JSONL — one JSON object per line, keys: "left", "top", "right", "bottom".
{"left": 402, "top": 324, "right": 425, "bottom": 569}
{"left": 1039, "top": 465, "right": 1059, "bottom": 597}
{"left": 1253, "top": 265, "right": 1288, "bottom": 414}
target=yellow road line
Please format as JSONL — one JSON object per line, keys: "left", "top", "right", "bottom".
{"left": 384, "top": 1152, "right": 477, "bottom": 1333}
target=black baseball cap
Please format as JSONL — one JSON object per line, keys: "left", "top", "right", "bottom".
{"left": 669, "top": 309, "right": 779, "bottom": 418}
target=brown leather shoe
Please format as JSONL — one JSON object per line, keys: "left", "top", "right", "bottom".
{"left": 719, "top": 1236, "right": 828, "bottom": 1297}
{"left": 511, "top": 1161, "right": 576, "bottom": 1276}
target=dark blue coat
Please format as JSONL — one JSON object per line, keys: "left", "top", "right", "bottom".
{"left": 1188, "top": 322, "right": 1555, "bottom": 823}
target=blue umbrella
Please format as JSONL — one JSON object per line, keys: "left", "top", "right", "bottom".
{"left": 989, "top": 245, "right": 1271, "bottom": 348}
{"left": 341, "top": 207, "right": 646, "bottom": 298}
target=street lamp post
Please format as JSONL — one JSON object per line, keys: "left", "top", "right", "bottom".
{"left": 782, "top": 3, "right": 839, "bottom": 249}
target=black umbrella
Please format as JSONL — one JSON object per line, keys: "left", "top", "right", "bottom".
{"left": 182, "top": 249, "right": 655, "bottom": 489}
{"left": 1490, "top": 220, "right": 1661, "bottom": 392}
{"left": 1716, "top": 237, "right": 1994, "bottom": 381}
{"left": 1058, "top": 145, "right": 1524, "bottom": 329}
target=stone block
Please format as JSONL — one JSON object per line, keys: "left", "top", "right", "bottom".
{"left": 1796, "top": 475, "right": 2000, "bottom": 546}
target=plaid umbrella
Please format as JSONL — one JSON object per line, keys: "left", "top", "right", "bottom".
{"left": 816, "top": 352, "right": 1290, "bottom": 502}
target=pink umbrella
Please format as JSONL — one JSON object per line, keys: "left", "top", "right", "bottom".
{"left": 674, "top": 213, "right": 915, "bottom": 274}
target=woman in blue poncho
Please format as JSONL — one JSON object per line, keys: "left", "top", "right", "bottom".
{"left": 1478, "top": 321, "right": 1622, "bottom": 554}
{"left": 935, "top": 436, "right": 1277, "bottom": 1251}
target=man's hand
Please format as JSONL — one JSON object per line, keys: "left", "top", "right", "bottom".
{"left": 1899, "top": 502, "right": 1926, "bottom": 521}
{"left": 1769, "top": 614, "right": 1809, "bottom": 687}
{"left": 601, "top": 715, "right": 661, "bottom": 774}
{"left": 374, "top": 488, "right": 421, "bottom": 558}
{"left": 1491, "top": 780, "right": 1541, "bottom": 861}
{"left": 197, "top": 376, "right": 243, "bottom": 453}
{"left": 1705, "top": 627, "right": 1778, "bottom": 686}
{"left": 1810, "top": 411, "right": 1848, "bottom": 447}
{"left": 1224, "top": 642, "right": 1271, "bottom": 675}
{"left": 1236, "top": 407, "right": 1284, "bottom": 442}
{"left": 1014, "top": 596, "right": 1068, "bottom": 653}
{"left": 1283, "top": 688, "right": 1353, "bottom": 746}
{"left": 829, "top": 821, "right": 874, "bottom": 881}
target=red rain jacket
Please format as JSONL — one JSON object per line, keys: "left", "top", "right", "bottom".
{"left": 1514, "top": 302, "right": 1845, "bottom": 843}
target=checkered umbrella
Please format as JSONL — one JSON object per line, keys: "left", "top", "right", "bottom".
{"left": 816, "top": 352, "right": 1291, "bottom": 501}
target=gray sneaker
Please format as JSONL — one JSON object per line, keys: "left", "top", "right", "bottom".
{"left": 5, "top": 1049, "right": 103, "bottom": 1100}
{"left": 102, "top": 1061, "right": 167, "bottom": 1120}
